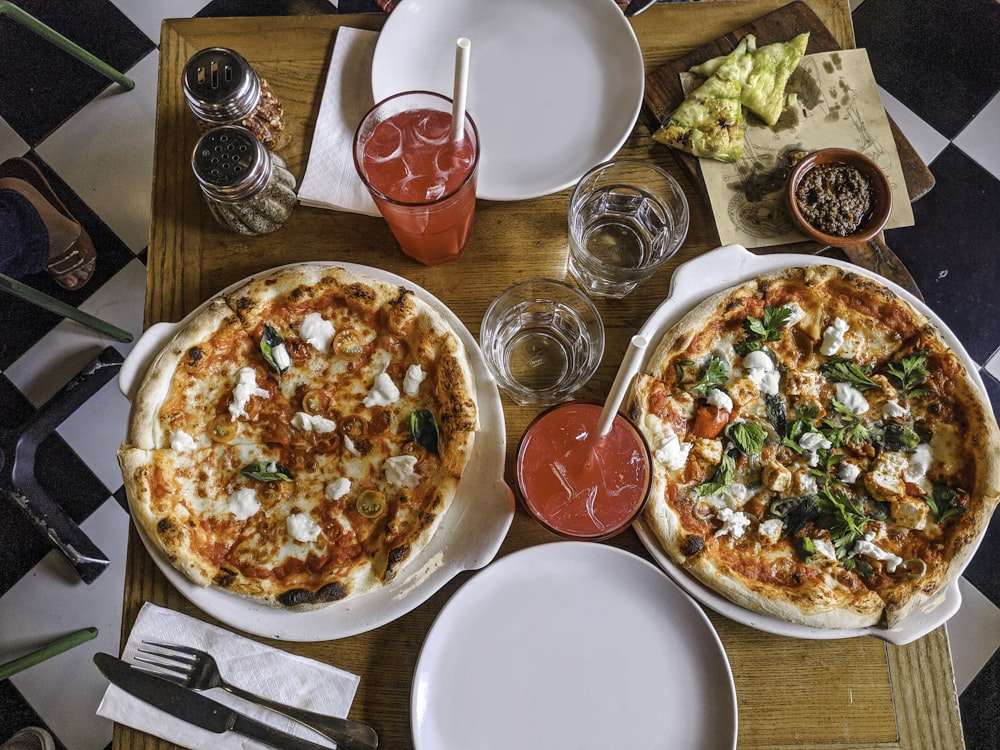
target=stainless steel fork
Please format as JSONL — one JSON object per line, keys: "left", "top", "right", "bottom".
{"left": 136, "top": 641, "right": 378, "bottom": 750}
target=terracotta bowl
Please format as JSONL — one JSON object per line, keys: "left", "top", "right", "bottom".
{"left": 786, "top": 147, "right": 892, "bottom": 247}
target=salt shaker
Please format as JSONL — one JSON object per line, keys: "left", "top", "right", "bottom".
{"left": 192, "top": 125, "right": 297, "bottom": 235}
{"left": 182, "top": 47, "right": 285, "bottom": 150}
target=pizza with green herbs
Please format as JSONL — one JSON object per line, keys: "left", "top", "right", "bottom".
{"left": 119, "top": 264, "right": 478, "bottom": 609}
{"left": 627, "top": 264, "right": 1000, "bottom": 629}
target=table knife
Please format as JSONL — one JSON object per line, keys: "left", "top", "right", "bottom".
{"left": 94, "top": 653, "right": 334, "bottom": 750}
{"left": 623, "top": 0, "right": 658, "bottom": 17}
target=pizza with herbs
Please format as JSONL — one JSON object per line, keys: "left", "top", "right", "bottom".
{"left": 626, "top": 264, "right": 1000, "bottom": 629}
{"left": 118, "top": 264, "right": 478, "bottom": 609}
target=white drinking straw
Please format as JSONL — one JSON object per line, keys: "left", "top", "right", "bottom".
{"left": 596, "top": 335, "right": 650, "bottom": 437}
{"left": 450, "top": 37, "right": 471, "bottom": 141}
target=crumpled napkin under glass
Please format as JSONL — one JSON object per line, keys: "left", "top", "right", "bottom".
{"left": 298, "top": 26, "right": 381, "bottom": 217}
{"left": 96, "top": 602, "right": 360, "bottom": 750}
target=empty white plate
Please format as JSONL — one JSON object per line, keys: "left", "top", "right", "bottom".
{"left": 372, "top": 0, "right": 645, "bottom": 201}
{"left": 411, "top": 542, "right": 737, "bottom": 749}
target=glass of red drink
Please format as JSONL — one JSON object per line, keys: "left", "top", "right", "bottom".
{"left": 516, "top": 401, "right": 651, "bottom": 541}
{"left": 353, "top": 91, "right": 480, "bottom": 266}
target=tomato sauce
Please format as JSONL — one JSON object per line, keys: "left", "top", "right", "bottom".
{"left": 515, "top": 402, "right": 651, "bottom": 540}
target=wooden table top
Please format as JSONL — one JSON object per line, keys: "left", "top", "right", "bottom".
{"left": 117, "top": 2, "right": 965, "bottom": 748}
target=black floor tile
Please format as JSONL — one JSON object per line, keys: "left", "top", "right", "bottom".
{"left": 854, "top": 0, "right": 1000, "bottom": 139}
{"left": 882, "top": 145, "right": 1000, "bottom": 366}
{"left": 195, "top": 0, "right": 339, "bottom": 17}
{"left": 960, "top": 649, "right": 1000, "bottom": 750}
{"left": 0, "top": 0, "right": 154, "bottom": 146}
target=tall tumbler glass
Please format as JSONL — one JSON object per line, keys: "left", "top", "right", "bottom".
{"left": 568, "top": 159, "right": 689, "bottom": 298}
{"left": 354, "top": 91, "right": 480, "bottom": 266}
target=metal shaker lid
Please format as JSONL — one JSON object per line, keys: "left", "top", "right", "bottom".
{"left": 191, "top": 125, "right": 274, "bottom": 202}
{"left": 182, "top": 47, "right": 262, "bottom": 122}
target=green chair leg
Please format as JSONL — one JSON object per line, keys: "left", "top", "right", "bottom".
{"left": 0, "top": 1, "right": 135, "bottom": 90}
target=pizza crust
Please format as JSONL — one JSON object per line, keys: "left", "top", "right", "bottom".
{"left": 630, "top": 264, "right": 1000, "bottom": 631}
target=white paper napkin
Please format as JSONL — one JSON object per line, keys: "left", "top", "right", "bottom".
{"left": 298, "top": 27, "right": 381, "bottom": 217}
{"left": 96, "top": 602, "right": 360, "bottom": 750}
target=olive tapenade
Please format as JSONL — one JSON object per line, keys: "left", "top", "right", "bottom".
{"left": 795, "top": 162, "right": 874, "bottom": 237}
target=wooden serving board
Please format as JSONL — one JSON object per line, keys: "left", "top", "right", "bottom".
{"left": 642, "top": 1, "right": 934, "bottom": 217}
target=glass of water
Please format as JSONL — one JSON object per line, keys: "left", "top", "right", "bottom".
{"left": 480, "top": 279, "right": 604, "bottom": 405}
{"left": 567, "top": 159, "right": 690, "bottom": 298}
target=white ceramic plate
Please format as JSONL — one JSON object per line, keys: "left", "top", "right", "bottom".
{"left": 118, "top": 263, "right": 515, "bottom": 641}
{"left": 632, "top": 244, "right": 984, "bottom": 646}
{"left": 411, "top": 542, "right": 737, "bottom": 750}
{"left": 371, "top": 0, "right": 644, "bottom": 201}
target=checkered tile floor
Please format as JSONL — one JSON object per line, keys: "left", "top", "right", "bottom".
{"left": 1, "top": 0, "right": 997, "bottom": 748}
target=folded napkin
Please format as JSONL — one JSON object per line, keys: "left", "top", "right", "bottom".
{"left": 96, "top": 602, "right": 360, "bottom": 750}
{"left": 298, "top": 27, "right": 381, "bottom": 217}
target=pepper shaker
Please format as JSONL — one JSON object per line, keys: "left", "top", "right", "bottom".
{"left": 192, "top": 125, "right": 297, "bottom": 235}
{"left": 183, "top": 47, "right": 285, "bottom": 150}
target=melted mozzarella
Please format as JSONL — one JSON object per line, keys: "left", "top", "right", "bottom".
{"left": 743, "top": 351, "right": 780, "bottom": 396}
{"left": 229, "top": 367, "right": 269, "bottom": 420}
{"left": 228, "top": 488, "right": 260, "bottom": 520}
{"left": 707, "top": 388, "right": 734, "bottom": 412}
{"left": 299, "top": 312, "right": 335, "bottom": 353}
{"left": 325, "top": 477, "right": 352, "bottom": 501}
{"left": 287, "top": 512, "right": 321, "bottom": 543}
{"left": 364, "top": 371, "right": 401, "bottom": 407}
{"left": 385, "top": 455, "right": 420, "bottom": 488}
{"left": 852, "top": 533, "right": 902, "bottom": 573}
{"left": 643, "top": 414, "right": 692, "bottom": 471}
{"left": 291, "top": 411, "right": 338, "bottom": 433}
{"left": 170, "top": 430, "right": 198, "bottom": 452}
{"left": 835, "top": 382, "right": 869, "bottom": 415}
{"left": 403, "top": 364, "right": 427, "bottom": 396}
{"left": 714, "top": 507, "right": 752, "bottom": 540}
{"left": 820, "top": 317, "right": 849, "bottom": 356}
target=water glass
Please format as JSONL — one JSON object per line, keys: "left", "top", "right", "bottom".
{"left": 567, "top": 159, "right": 689, "bottom": 298}
{"left": 480, "top": 279, "right": 604, "bottom": 405}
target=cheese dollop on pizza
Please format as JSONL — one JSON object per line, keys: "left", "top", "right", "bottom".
{"left": 627, "top": 265, "right": 1000, "bottom": 629}
{"left": 119, "top": 265, "right": 478, "bottom": 608}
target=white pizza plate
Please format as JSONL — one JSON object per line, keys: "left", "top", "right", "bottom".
{"left": 632, "top": 244, "right": 987, "bottom": 646}
{"left": 411, "top": 542, "right": 737, "bottom": 750}
{"left": 371, "top": 0, "right": 644, "bottom": 202}
{"left": 118, "top": 262, "right": 515, "bottom": 641}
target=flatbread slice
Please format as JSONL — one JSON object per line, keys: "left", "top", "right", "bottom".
{"left": 652, "top": 36, "right": 754, "bottom": 163}
{"left": 742, "top": 32, "right": 810, "bottom": 125}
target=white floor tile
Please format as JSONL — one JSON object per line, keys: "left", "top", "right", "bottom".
{"left": 985, "top": 347, "right": 1000, "bottom": 383}
{"left": 955, "top": 91, "right": 1000, "bottom": 181}
{"left": 108, "top": 0, "right": 212, "bottom": 44}
{"left": 56, "top": 375, "right": 132, "bottom": 493}
{"left": 878, "top": 86, "right": 950, "bottom": 168}
{"left": 0, "top": 115, "right": 29, "bottom": 161}
{"left": 947, "top": 578, "right": 1000, "bottom": 695}
{"left": 37, "top": 51, "right": 160, "bottom": 253}
{"left": 1, "top": 499, "right": 129, "bottom": 750}
{"left": 5, "top": 259, "right": 146, "bottom": 407}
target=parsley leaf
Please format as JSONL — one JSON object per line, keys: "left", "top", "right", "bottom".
{"left": 820, "top": 400, "right": 871, "bottom": 448}
{"left": 734, "top": 306, "right": 791, "bottom": 356}
{"left": 782, "top": 406, "right": 820, "bottom": 454}
{"left": 688, "top": 357, "right": 729, "bottom": 397}
{"left": 924, "top": 485, "right": 967, "bottom": 523}
{"left": 819, "top": 358, "right": 879, "bottom": 391}
{"left": 693, "top": 452, "right": 736, "bottom": 497}
{"left": 887, "top": 349, "right": 931, "bottom": 399}
{"left": 814, "top": 486, "right": 870, "bottom": 562}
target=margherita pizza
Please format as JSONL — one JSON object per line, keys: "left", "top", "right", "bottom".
{"left": 118, "top": 264, "right": 478, "bottom": 609}
{"left": 626, "top": 264, "right": 1000, "bottom": 629}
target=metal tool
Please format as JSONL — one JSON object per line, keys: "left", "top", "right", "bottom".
{"left": 94, "top": 653, "right": 347, "bottom": 750}
{"left": 0, "top": 273, "right": 133, "bottom": 343}
{"left": 623, "top": 0, "right": 658, "bottom": 17}
{"left": 136, "top": 641, "right": 380, "bottom": 750}
{"left": 1, "top": 347, "right": 122, "bottom": 583}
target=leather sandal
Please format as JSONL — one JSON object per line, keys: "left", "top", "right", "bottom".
{"left": 0, "top": 157, "right": 96, "bottom": 290}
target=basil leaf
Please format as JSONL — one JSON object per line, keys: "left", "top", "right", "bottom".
{"left": 240, "top": 461, "right": 294, "bottom": 482}
{"left": 693, "top": 452, "right": 736, "bottom": 497}
{"left": 868, "top": 421, "right": 921, "bottom": 452}
{"left": 260, "top": 324, "right": 289, "bottom": 375}
{"left": 729, "top": 420, "right": 767, "bottom": 456}
{"left": 819, "top": 358, "right": 879, "bottom": 391}
{"left": 409, "top": 409, "right": 439, "bottom": 454}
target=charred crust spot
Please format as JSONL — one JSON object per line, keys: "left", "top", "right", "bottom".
{"left": 680, "top": 534, "right": 705, "bottom": 557}
{"left": 235, "top": 296, "right": 252, "bottom": 311}
{"left": 279, "top": 582, "right": 348, "bottom": 607}
{"left": 185, "top": 346, "right": 203, "bottom": 366}
{"left": 214, "top": 569, "right": 237, "bottom": 588}
{"left": 388, "top": 544, "right": 409, "bottom": 568}
{"left": 289, "top": 287, "right": 305, "bottom": 302}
